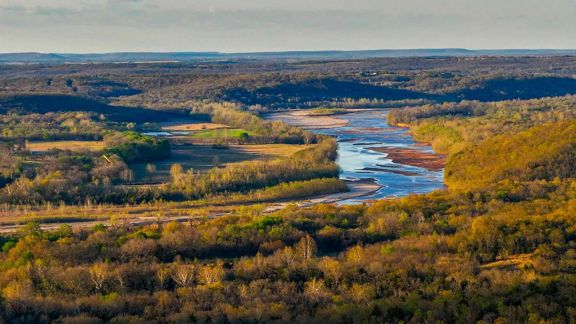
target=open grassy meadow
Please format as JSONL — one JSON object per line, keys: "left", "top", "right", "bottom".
{"left": 160, "top": 122, "right": 229, "bottom": 132}
{"left": 130, "top": 143, "right": 312, "bottom": 183}
{"left": 188, "top": 128, "right": 254, "bottom": 139}
{"left": 27, "top": 140, "right": 106, "bottom": 152}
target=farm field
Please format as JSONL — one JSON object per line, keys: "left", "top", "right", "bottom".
{"left": 160, "top": 122, "right": 229, "bottom": 131}
{"left": 130, "top": 143, "right": 312, "bottom": 183}
{"left": 27, "top": 140, "right": 105, "bottom": 152}
{"left": 187, "top": 128, "right": 254, "bottom": 139}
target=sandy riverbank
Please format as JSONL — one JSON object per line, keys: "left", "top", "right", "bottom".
{"left": 266, "top": 110, "right": 350, "bottom": 129}
{"left": 265, "top": 179, "right": 381, "bottom": 212}
{"left": 369, "top": 146, "right": 445, "bottom": 171}
{"left": 0, "top": 180, "right": 382, "bottom": 233}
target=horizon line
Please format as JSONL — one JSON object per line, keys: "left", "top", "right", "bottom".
{"left": 2, "top": 48, "right": 576, "bottom": 56}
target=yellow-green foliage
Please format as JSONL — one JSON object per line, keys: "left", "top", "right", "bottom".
{"left": 446, "top": 121, "right": 576, "bottom": 191}
{"left": 394, "top": 96, "right": 576, "bottom": 154}
{"left": 308, "top": 108, "right": 348, "bottom": 116}
{"left": 411, "top": 122, "right": 463, "bottom": 154}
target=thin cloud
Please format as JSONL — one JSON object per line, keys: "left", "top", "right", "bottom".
{"left": 0, "top": 0, "right": 574, "bottom": 52}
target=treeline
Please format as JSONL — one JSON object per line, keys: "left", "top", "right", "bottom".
{"left": 0, "top": 146, "right": 20, "bottom": 188}
{"left": 0, "top": 93, "right": 183, "bottom": 124}
{"left": 105, "top": 131, "right": 170, "bottom": 164}
{"left": 445, "top": 121, "right": 576, "bottom": 191}
{"left": 0, "top": 111, "right": 110, "bottom": 141}
{"left": 0, "top": 97, "right": 338, "bottom": 205}
{"left": 0, "top": 136, "right": 339, "bottom": 205}
{"left": 192, "top": 178, "right": 348, "bottom": 207}
{"left": 184, "top": 102, "right": 316, "bottom": 144}
{"left": 4, "top": 57, "right": 576, "bottom": 110}
{"left": 165, "top": 137, "right": 339, "bottom": 199}
{"left": 388, "top": 100, "right": 484, "bottom": 125}
{"left": 1, "top": 172, "right": 576, "bottom": 322}
{"left": 0, "top": 151, "right": 133, "bottom": 205}
{"left": 388, "top": 96, "right": 576, "bottom": 126}
{"left": 0, "top": 130, "right": 172, "bottom": 204}
{"left": 388, "top": 95, "right": 576, "bottom": 154}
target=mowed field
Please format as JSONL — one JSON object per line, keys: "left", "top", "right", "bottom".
{"left": 27, "top": 140, "right": 106, "bottom": 152}
{"left": 131, "top": 143, "right": 312, "bottom": 183}
{"left": 188, "top": 128, "right": 254, "bottom": 139}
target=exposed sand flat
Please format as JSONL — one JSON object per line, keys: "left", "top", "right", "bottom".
{"left": 264, "top": 179, "right": 381, "bottom": 212}
{"left": 266, "top": 110, "right": 349, "bottom": 129}
{"left": 0, "top": 180, "right": 381, "bottom": 233}
{"left": 305, "top": 179, "right": 381, "bottom": 204}
{"left": 370, "top": 146, "right": 445, "bottom": 171}
{"left": 361, "top": 167, "right": 422, "bottom": 176}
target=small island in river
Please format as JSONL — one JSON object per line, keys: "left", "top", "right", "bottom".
{"left": 368, "top": 146, "right": 445, "bottom": 172}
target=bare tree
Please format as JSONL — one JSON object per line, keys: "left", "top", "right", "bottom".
{"left": 198, "top": 260, "right": 225, "bottom": 285}
{"left": 157, "top": 266, "right": 170, "bottom": 289}
{"left": 145, "top": 163, "right": 156, "bottom": 182}
{"left": 89, "top": 263, "right": 109, "bottom": 293}
{"left": 172, "top": 264, "right": 195, "bottom": 288}
{"left": 296, "top": 235, "right": 317, "bottom": 261}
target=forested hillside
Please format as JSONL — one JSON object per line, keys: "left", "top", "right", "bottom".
{"left": 2, "top": 112, "right": 576, "bottom": 321}
{"left": 2, "top": 56, "right": 576, "bottom": 109}
{"left": 445, "top": 121, "right": 576, "bottom": 191}
{"left": 2, "top": 57, "right": 576, "bottom": 322}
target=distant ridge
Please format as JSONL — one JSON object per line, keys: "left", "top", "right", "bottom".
{"left": 1, "top": 49, "right": 576, "bottom": 63}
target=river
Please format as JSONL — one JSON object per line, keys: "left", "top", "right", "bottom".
{"left": 266, "top": 109, "right": 445, "bottom": 204}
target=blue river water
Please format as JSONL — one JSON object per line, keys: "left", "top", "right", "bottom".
{"left": 270, "top": 109, "right": 445, "bottom": 203}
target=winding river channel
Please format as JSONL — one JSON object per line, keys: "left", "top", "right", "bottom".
{"left": 266, "top": 109, "right": 445, "bottom": 204}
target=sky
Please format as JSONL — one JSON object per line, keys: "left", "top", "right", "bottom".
{"left": 1, "top": 0, "right": 575, "bottom": 53}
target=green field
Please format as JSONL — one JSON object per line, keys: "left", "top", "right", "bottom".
{"left": 188, "top": 128, "right": 254, "bottom": 139}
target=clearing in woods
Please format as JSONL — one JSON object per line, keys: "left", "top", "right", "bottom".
{"left": 27, "top": 140, "right": 106, "bottom": 152}
{"left": 130, "top": 143, "right": 313, "bottom": 183}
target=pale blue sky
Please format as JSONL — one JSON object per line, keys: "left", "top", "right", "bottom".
{"left": 1, "top": 0, "right": 575, "bottom": 53}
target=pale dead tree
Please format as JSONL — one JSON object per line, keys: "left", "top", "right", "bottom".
{"left": 145, "top": 163, "right": 156, "bottom": 182}
{"left": 170, "top": 163, "right": 183, "bottom": 186}
{"left": 318, "top": 257, "right": 342, "bottom": 285}
{"left": 296, "top": 235, "right": 317, "bottom": 261}
{"left": 304, "top": 278, "right": 328, "bottom": 301}
{"left": 172, "top": 264, "right": 195, "bottom": 287}
{"left": 254, "top": 252, "right": 264, "bottom": 268}
{"left": 156, "top": 266, "right": 170, "bottom": 289}
{"left": 198, "top": 261, "right": 225, "bottom": 285}
{"left": 116, "top": 268, "right": 125, "bottom": 293}
{"left": 304, "top": 132, "right": 315, "bottom": 145}
{"left": 237, "top": 283, "right": 249, "bottom": 300}
{"left": 121, "top": 169, "right": 134, "bottom": 182}
{"left": 89, "top": 263, "right": 109, "bottom": 293}
{"left": 281, "top": 246, "right": 296, "bottom": 267}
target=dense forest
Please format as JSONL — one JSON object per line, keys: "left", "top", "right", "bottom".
{"left": 2, "top": 119, "right": 576, "bottom": 321}
{"left": 1, "top": 57, "right": 576, "bottom": 322}
{"left": 3, "top": 56, "right": 576, "bottom": 109}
